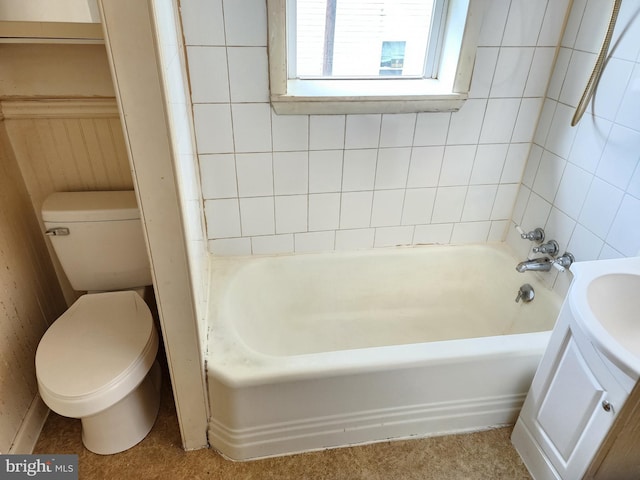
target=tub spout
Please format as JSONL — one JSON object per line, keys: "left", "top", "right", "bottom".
{"left": 516, "top": 257, "right": 553, "bottom": 273}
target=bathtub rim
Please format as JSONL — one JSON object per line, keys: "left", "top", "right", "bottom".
{"left": 207, "top": 330, "right": 553, "bottom": 388}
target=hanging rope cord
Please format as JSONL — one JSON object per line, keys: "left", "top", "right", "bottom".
{"left": 571, "top": 0, "right": 623, "bottom": 126}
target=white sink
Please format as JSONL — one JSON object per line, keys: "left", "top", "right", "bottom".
{"left": 570, "top": 257, "right": 640, "bottom": 379}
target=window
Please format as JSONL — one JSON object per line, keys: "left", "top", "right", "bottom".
{"left": 268, "top": 0, "right": 485, "bottom": 114}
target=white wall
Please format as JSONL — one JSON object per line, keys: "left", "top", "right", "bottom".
{"left": 179, "top": 0, "right": 571, "bottom": 255}
{"left": 151, "top": 0, "right": 209, "bottom": 359}
{"left": 508, "top": 0, "right": 640, "bottom": 295}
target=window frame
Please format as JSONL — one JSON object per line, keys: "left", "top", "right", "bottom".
{"left": 267, "top": 0, "right": 486, "bottom": 115}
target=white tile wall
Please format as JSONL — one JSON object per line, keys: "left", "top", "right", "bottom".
{"left": 508, "top": 0, "right": 640, "bottom": 295}
{"left": 181, "top": 0, "right": 637, "bottom": 258}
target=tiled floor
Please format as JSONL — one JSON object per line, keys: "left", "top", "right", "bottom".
{"left": 34, "top": 367, "right": 532, "bottom": 479}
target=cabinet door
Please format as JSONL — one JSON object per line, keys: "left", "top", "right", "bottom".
{"left": 524, "top": 326, "right": 627, "bottom": 479}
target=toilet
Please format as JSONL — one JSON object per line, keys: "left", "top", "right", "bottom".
{"left": 36, "top": 190, "right": 161, "bottom": 455}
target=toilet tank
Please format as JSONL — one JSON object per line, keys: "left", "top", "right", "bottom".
{"left": 42, "top": 191, "right": 152, "bottom": 292}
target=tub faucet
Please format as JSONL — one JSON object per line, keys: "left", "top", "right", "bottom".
{"left": 516, "top": 257, "right": 553, "bottom": 273}
{"left": 516, "top": 252, "right": 575, "bottom": 273}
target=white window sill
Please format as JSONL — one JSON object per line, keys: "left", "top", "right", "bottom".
{"left": 271, "top": 78, "right": 468, "bottom": 115}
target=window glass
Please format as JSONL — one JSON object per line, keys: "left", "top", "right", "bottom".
{"left": 295, "top": 0, "right": 437, "bottom": 79}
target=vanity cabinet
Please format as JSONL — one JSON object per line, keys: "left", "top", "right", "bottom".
{"left": 512, "top": 302, "right": 633, "bottom": 480}
{"left": 584, "top": 380, "right": 640, "bottom": 479}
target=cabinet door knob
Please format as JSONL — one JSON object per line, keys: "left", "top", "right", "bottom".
{"left": 602, "top": 400, "right": 613, "bottom": 412}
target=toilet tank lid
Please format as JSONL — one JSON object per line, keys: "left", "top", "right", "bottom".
{"left": 42, "top": 191, "right": 140, "bottom": 222}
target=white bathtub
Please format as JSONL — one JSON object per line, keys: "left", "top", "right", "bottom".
{"left": 206, "top": 243, "right": 562, "bottom": 460}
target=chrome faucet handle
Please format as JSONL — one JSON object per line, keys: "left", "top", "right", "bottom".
{"left": 532, "top": 240, "right": 559, "bottom": 256}
{"left": 516, "top": 226, "right": 545, "bottom": 243}
{"left": 552, "top": 252, "right": 575, "bottom": 272}
{"left": 515, "top": 284, "right": 535, "bottom": 303}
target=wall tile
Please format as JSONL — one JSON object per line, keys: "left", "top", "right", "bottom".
{"left": 272, "top": 112, "right": 309, "bottom": 151}
{"left": 546, "top": 48, "right": 571, "bottom": 100}
{"left": 379, "top": 114, "right": 416, "bottom": 147}
{"left": 309, "top": 193, "right": 341, "bottom": 231}
{"left": 590, "top": 58, "right": 634, "bottom": 121}
{"left": 477, "top": 0, "right": 510, "bottom": 46}
{"left": 371, "top": 189, "right": 405, "bottom": 227}
{"left": 295, "top": 231, "right": 335, "bottom": 253}
{"left": 596, "top": 124, "right": 640, "bottom": 190}
{"left": 462, "top": 185, "right": 498, "bottom": 221}
{"left": 275, "top": 195, "right": 307, "bottom": 233}
{"left": 469, "top": 48, "right": 499, "bottom": 98}
{"left": 532, "top": 150, "right": 566, "bottom": 203}
{"left": 502, "top": 0, "right": 548, "bottom": 46}
{"left": 490, "top": 48, "right": 535, "bottom": 97}
{"left": 240, "top": 196, "right": 275, "bottom": 236}
{"left": 236, "top": 152, "right": 273, "bottom": 197}
{"left": 181, "top": 0, "right": 225, "bottom": 46}
{"left": 615, "top": 63, "right": 640, "bottom": 131}
{"left": 538, "top": 0, "right": 572, "bottom": 46}
{"left": 309, "top": 150, "right": 343, "bottom": 193}
{"left": 567, "top": 224, "right": 603, "bottom": 261}
{"left": 606, "top": 195, "right": 640, "bottom": 256}
{"left": 193, "top": 103, "right": 234, "bottom": 153}
{"left": 209, "top": 237, "right": 251, "bottom": 255}
{"left": 186, "top": 47, "right": 229, "bottom": 102}
{"left": 181, "top": 0, "right": 608, "bottom": 257}
{"left": 545, "top": 103, "right": 576, "bottom": 158}
{"left": 447, "top": 99, "right": 487, "bottom": 145}
{"left": 406, "top": 146, "right": 444, "bottom": 188}
{"left": 205, "top": 198, "right": 240, "bottom": 238}
{"left": 451, "top": 222, "right": 491, "bottom": 244}
{"left": 578, "top": 178, "right": 624, "bottom": 239}
{"left": 471, "top": 144, "right": 508, "bottom": 184}
{"left": 231, "top": 103, "right": 272, "bottom": 152}
{"left": 342, "top": 149, "right": 377, "bottom": 191}
{"left": 439, "top": 145, "right": 476, "bottom": 186}
{"left": 227, "top": 47, "right": 269, "bottom": 102}
{"left": 335, "top": 228, "right": 375, "bottom": 250}
{"left": 533, "top": 99, "right": 556, "bottom": 146}
{"left": 432, "top": 186, "right": 467, "bottom": 223}
{"left": 309, "top": 115, "right": 345, "bottom": 150}
{"left": 222, "top": 0, "right": 267, "bottom": 46}
{"left": 273, "top": 151, "right": 308, "bottom": 195}
{"left": 402, "top": 188, "right": 436, "bottom": 225}
{"left": 521, "top": 192, "right": 552, "bottom": 231}
{"left": 374, "top": 148, "right": 411, "bottom": 189}
{"left": 524, "top": 47, "right": 556, "bottom": 97}
{"left": 345, "top": 114, "right": 382, "bottom": 149}
{"left": 199, "top": 154, "right": 237, "bottom": 198}
{"left": 413, "top": 112, "right": 450, "bottom": 146}
{"left": 414, "top": 223, "right": 453, "bottom": 244}
{"left": 480, "top": 99, "right": 520, "bottom": 144}
{"left": 340, "top": 191, "right": 373, "bottom": 229}
{"left": 522, "top": 144, "right": 542, "bottom": 188}
{"left": 574, "top": 0, "right": 610, "bottom": 54}
{"left": 611, "top": 1, "right": 640, "bottom": 61}
{"left": 567, "top": 114, "right": 612, "bottom": 174}
{"left": 492, "top": 184, "right": 520, "bottom": 220}
{"left": 501, "top": 143, "right": 530, "bottom": 183}
{"left": 512, "top": 97, "right": 543, "bottom": 143}
{"left": 553, "top": 162, "right": 592, "bottom": 220}
{"left": 251, "top": 234, "right": 294, "bottom": 254}
{"left": 545, "top": 207, "right": 577, "bottom": 252}
{"left": 374, "top": 226, "right": 414, "bottom": 247}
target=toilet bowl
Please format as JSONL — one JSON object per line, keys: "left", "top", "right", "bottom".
{"left": 36, "top": 291, "right": 161, "bottom": 454}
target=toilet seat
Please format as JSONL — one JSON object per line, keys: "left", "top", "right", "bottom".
{"left": 36, "top": 291, "right": 158, "bottom": 418}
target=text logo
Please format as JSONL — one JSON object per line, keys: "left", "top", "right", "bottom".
{"left": 0, "top": 455, "right": 77, "bottom": 480}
